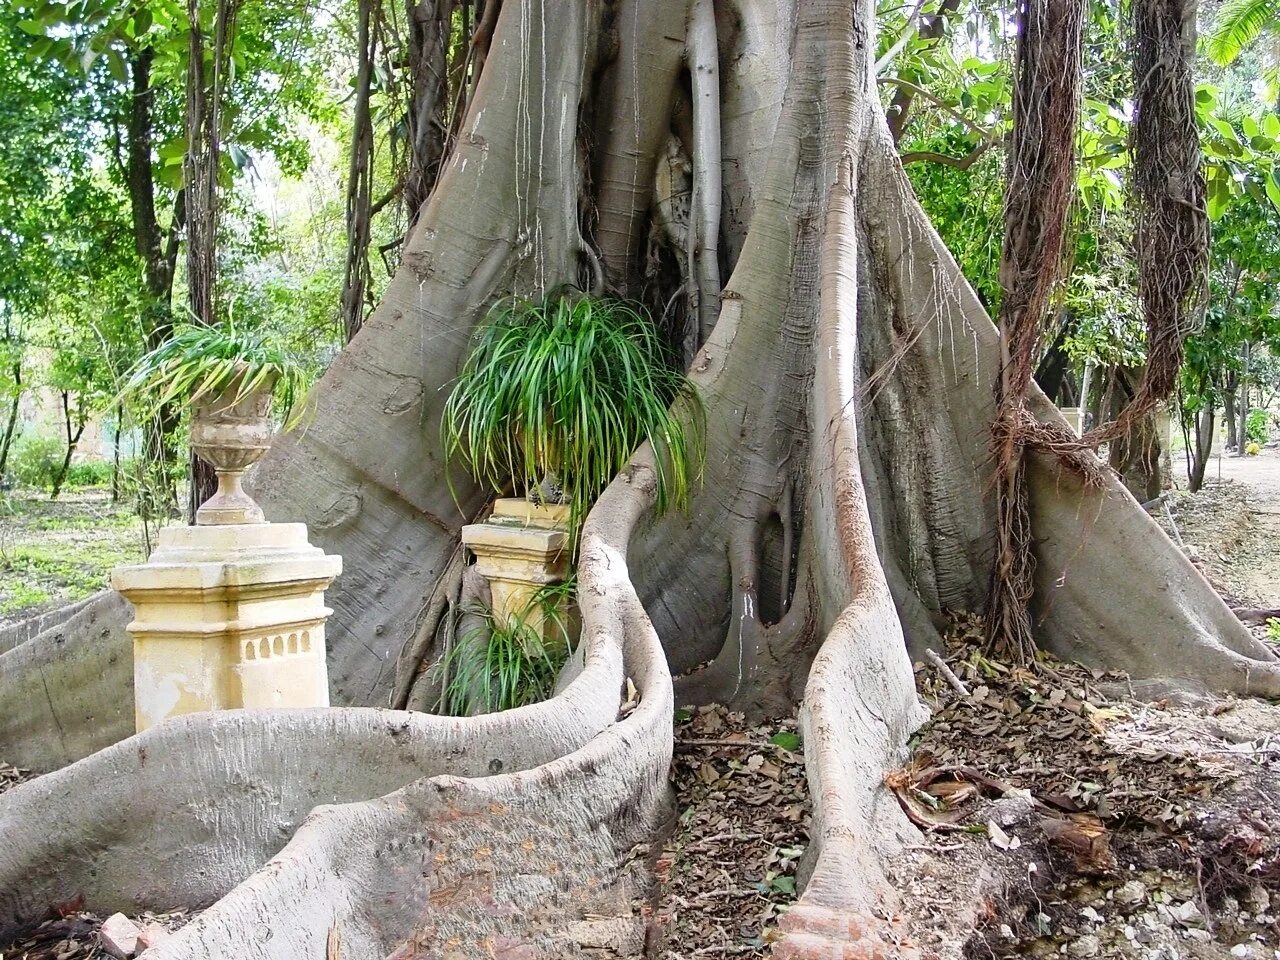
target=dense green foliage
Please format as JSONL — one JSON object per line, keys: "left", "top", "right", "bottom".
{"left": 884, "top": 0, "right": 1280, "bottom": 439}
{"left": 443, "top": 295, "right": 705, "bottom": 528}
{"left": 0, "top": 0, "right": 1276, "bottom": 512}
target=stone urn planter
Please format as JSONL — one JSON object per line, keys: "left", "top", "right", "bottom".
{"left": 190, "top": 366, "right": 277, "bottom": 525}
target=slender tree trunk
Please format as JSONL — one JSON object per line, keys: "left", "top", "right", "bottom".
{"left": 404, "top": 0, "right": 452, "bottom": 222}
{"left": 50, "top": 392, "right": 88, "bottom": 501}
{"left": 125, "top": 47, "right": 183, "bottom": 515}
{"left": 1079, "top": 359, "right": 1095, "bottom": 430}
{"left": 341, "top": 0, "right": 377, "bottom": 343}
{"left": 1223, "top": 373, "right": 1238, "bottom": 450}
{"left": 184, "top": 0, "right": 239, "bottom": 521}
{"left": 111, "top": 403, "right": 123, "bottom": 504}
{"left": 1033, "top": 318, "right": 1073, "bottom": 404}
{"left": 1189, "top": 405, "right": 1214, "bottom": 492}
{"left": 1237, "top": 340, "right": 1251, "bottom": 454}
{"left": 987, "top": 0, "right": 1086, "bottom": 661}
{"left": 1107, "top": 366, "right": 1164, "bottom": 501}
{"left": 0, "top": 362, "right": 21, "bottom": 480}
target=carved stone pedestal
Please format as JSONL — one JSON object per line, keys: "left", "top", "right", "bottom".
{"left": 112, "top": 523, "right": 341, "bottom": 732}
{"left": 461, "top": 499, "right": 571, "bottom": 648}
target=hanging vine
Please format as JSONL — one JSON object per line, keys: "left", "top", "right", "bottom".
{"left": 986, "top": 0, "right": 1207, "bottom": 662}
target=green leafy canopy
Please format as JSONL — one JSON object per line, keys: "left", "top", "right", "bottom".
{"left": 1205, "top": 0, "right": 1280, "bottom": 67}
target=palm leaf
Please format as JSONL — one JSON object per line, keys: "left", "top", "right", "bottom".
{"left": 1206, "top": 0, "right": 1280, "bottom": 65}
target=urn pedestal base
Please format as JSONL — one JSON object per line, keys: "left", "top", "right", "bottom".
{"left": 111, "top": 523, "right": 342, "bottom": 732}
{"left": 461, "top": 499, "right": 572, "bottom": 650}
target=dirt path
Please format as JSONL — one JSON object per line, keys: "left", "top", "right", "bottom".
{"left": 1208, "top": 449, "right": 1280, "bottom": 609}
{"left": 1160, "top": 447, "right": 1280, "bottom": 616}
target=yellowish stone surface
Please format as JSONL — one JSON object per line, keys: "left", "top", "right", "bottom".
{"left": 462, "top": 499, "right": 571, "bottom": 646}
{"left": 112, "top": 522, "right": 341, "bottom": 731}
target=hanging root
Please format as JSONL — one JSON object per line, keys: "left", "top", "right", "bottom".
{"left": 994, "top": 0, "right": 1208, "bottom": 499}
{"left": 987, "top": 0, "right": 1086, "bottom": 663}
{"left": 687, "top": 0, "right": 723, "bottom": 345}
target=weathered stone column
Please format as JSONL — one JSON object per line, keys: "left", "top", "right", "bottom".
{"left": 112, "top": 523, "right": 341, "bottom": 731}
{"left": 112, "top": 372, "right": 340, "bottom": 732}
{"left": 461, "top": 499, "right": 571, "bottom": 646}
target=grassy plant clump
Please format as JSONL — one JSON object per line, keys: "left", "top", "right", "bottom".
{"left": 120, "top": 316, "right": 309, "bottom": 426}
{"left": 434, "top": 580, "right": 576, "bottom": 716}
{"left": 442, "top": 293, "right": 704, "bottom": 527}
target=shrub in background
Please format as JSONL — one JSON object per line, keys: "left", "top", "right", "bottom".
{"left": 1245, "top": 409, "right": 1269, "bottom": 445}
{"left": 64, "top": 460, "right": 113, "bottom": 488}
{"left": 9, "top": 436, "right": 62, "bottom": 490}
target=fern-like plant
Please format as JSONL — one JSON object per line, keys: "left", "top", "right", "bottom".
{"left": 1205, "top": 0, "right": 1280, "bottom": 66}
{"left": 442, "top": 293, "right": 704, "bottom": 527}
{"left": 120, "top": 317, "right": 309, "bottom": 427}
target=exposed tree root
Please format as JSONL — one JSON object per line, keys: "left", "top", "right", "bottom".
{"left": 0, "top": 592, "right": 133, "bottom": 771}
{"left": 0, "top": 504, "right": 667, "bottom": 955}
{"left": 0, "top": 1, "right": 1278, "bottom": 957}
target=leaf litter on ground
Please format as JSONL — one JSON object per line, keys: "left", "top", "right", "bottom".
{"left": 652, "top": 704, "right": 809, "bottom": 958}
{"left": 886, "top": 612, "right": 1280, "bottom": 959}
{"left": 0, "top": 910, "right": 192, "bottom": 960}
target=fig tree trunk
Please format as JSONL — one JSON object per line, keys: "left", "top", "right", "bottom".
{"left": 3, "top": 1, "right": 1278, "bottom": 956}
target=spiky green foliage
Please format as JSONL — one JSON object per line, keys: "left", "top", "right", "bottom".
{"left": 120, "top": 318, "right": 309, "bottom": 427}
{"left": 1206, "top": 0, "right": 1280, "bottom": 65}
{"left": 442, "top": 294, "right": 704, "bottom": 528}
{"left": 434, "top": 580, "right": 576, "bottom": 716}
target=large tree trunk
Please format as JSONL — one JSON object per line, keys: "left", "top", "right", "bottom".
{"left": 4, "top": 2, "right": 1278, "bottom": 956}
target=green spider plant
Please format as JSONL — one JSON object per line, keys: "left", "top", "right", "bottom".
{"left": 433, "top": 579, "right": 577, "bottom": 716}
{"left": 442, "top": 293, "right": 704, "bottom": 529}
{"left": 120, "top": 316, "right": 309, "bottom": 428}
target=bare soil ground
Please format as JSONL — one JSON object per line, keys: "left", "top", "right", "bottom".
{"left": 0, "top": 489, "right": 149, "bottom": 626}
